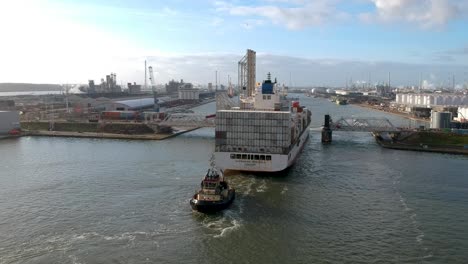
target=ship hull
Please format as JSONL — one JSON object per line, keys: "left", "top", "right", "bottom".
{"left": 190, "top": 189, "right": 236, "bottom": 213}
{"left": 215, "top": 124, "right": 310, "bottom": 172}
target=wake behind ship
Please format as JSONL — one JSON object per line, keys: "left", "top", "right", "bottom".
{"left": 214, "top": 50, "right": 311, "bottom": 172}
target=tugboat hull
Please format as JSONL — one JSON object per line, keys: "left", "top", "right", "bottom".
{"left": 190, "top": 189, "right": 235, "bottom": 213}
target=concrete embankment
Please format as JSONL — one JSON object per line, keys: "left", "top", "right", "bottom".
{"left": 20, "top": 121, "right": 199, "bottom": 140}
{"left": 373, "top": 131, "right": 468, "bottom": 155}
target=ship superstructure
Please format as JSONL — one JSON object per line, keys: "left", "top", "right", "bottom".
{"left": 214, "top": 50, "right": 311, "bottom": 172}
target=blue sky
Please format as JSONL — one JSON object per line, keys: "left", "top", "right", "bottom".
{"left": 0, "top": 0, "right": 467, "bottom": 87}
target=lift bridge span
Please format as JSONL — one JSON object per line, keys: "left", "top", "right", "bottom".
{"left": 329, "top": 116, "right": 396, "bottom": 132}
{"left": 154, "top": 112, "right": 396, "bottom": 134}
{"left": 157, "top": 113, "right": 216, "bottom": 127}
{"left": 321, "top": 115, "right": 399, "bottom": 143}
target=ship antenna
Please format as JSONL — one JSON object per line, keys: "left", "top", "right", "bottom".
{"left": 267, "top": 72, "right": 271, "bottom": 81}
{"left": 210, "top": 153, "right": 216, "bottom": 168}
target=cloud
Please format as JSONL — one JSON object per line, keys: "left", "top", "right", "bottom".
{"left": 215, "top": 0, "right": 347, "bottom": 30}
{"left": 116, "top": 53, "right": 468, "bottom": 88}
{"left": 361, "top": 0, "right": 464, "bottom": 29}
{"left": 216, "top": 0, "right": 467, "bottom": 30}
{"left": 0, "top": 1, "right": 162, "bottom": 84}
{"left": 1, "top": 38, "right": 467, "bottom": 87}
{"left": 241, "top": 19, "right": 266, "bottom": 29}
{"left": 431, "top": 44, "right": 468, "bottom": 62}
{"left": 211, "top": 17, "right": 224, "bottom": 26}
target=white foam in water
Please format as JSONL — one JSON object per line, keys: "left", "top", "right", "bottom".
{"left": 68, "top": 254, "right": 85, "bottom": 264}
{"left": 244, "top": 177, "right": 256, "bottom": 195}
{"left": 201, "top": 210, "right": 242, "bottom": 238}
{"left": 393, "top": 171, "right": 433, "bottom": 260}
{"left": 214, "top": 219, "right": 240, "bottom": 238}
{"left": 281, "top": 186, "right": 288, "bottom": 195}
{"left": 416, "top": 233, "right": 425, "bottom": 243}
{"left": 256, "top": 179, "right": 268, "bottom": 193}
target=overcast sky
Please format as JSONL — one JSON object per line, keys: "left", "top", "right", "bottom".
{"left": 0, "top": 0, "right": 467, "bottom": 87}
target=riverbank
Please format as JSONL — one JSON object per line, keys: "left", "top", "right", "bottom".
{"left": 373, "top": 131, "right": 468, "bottom": 155}
{"left": 23, "top": 127, "right": 199, "bottom": 140}
{"left": 351, "top": 103, "right": 429, "bottom": 123}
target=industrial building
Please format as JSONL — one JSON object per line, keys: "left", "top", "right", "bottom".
{"left": 311, "top": 87, "right": 327, "bottom": 94}
{"left": 88, "top": 73, "right": 122, "bottom": 93}
{"left": 375, "top": 84, "right": 392, "bottom": 97}
{"left": 178, "top": 89, "right": 199, "bottom": 101}
{"left": 335, "top": 90, "right": 363, "bottom": 96}
{"left": 93, "top": 98, "right": 156, "bottom": 111}
{"left": 127, "top": 83, "right": 142, "bottom": 94}
{"left": 0, "top": 111, "right": 20, "bottom": 134}
{"left": 430, "top": 111, "right": 452, "bottom": 129}
{"left": 165, "top": 79, "right": 193, "bottom": 94}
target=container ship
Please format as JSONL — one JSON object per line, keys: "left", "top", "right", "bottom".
{"left": 214, "top": 50, "right": 311, "bottom": 172}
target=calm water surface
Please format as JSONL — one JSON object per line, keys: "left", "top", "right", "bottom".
{"left": 1, "top": 96, "right": 467, "bottom": 263}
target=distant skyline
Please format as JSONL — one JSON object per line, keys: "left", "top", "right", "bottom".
{"left": 0, "top": 0, "right": 467, "bottom": 87}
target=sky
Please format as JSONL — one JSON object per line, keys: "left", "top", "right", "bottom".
{"left": 0, "top": 0, "right": 467, "bottom": 87}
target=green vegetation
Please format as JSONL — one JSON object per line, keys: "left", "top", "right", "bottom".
{"left": 405, "top": 131, "right": 468, "bottom": 146}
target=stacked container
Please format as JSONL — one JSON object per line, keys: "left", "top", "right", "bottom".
{"left": 215, "top": 110, "right": 292, "bottom": 154}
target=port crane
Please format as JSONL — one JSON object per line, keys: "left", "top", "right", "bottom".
{"left": 148, "top": 66, "right": 159, "bottom": 112}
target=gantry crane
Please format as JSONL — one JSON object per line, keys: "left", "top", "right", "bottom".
{"left": 148, "top": 66, "right": 159, "bottom": 112}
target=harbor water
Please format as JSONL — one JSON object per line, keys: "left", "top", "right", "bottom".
{"left": 1, "top": 96, "right": 468, "bottom": 263}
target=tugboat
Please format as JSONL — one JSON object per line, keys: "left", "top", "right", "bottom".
{"left": 190, "top": 168, "right": 235, "bottom": 213}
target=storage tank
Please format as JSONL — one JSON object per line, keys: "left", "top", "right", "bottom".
{"left": 462, "top": 96, "right": 468, "bottom": 105}
{"left": 458, "top": 107, "right": 468, "bottom": 122}
{"left": 431, "top": 111, "right": 452, "bottom": 129}
{"left": 428, "top": 95, "right": 435, "bottom": 105}
{"left": 401, "top": 94, "right": 408, "bottom": 104}
{"left": 396, "top": 94, "right": 402, "bottom": 104}
{"left": 444, "top": 96, "right": 452, "bottom": 106}
{"left": 452, "top": 96, "right": 461, "bottom": 106}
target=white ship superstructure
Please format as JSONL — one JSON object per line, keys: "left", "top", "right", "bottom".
{"left": 214, "top": 50, "right": 311, "bottom": 172}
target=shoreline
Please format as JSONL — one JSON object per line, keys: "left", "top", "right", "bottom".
{"left": 21, "top": 127, "right": 200, "bottom": 141}
{"left": 375, "top": 140, "right": 468, "bottom": 155}
{"left": 350, "top": 103, "right": 429, "bottom": 123}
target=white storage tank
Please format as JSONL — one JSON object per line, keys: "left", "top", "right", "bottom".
{"left": 402, "top": 94, "right": 408, "bottom": 104}
{"left": 462, "top": 96, "right": 468, "bottom": 105}
{"left": 444, "top": 96, "right": 453, "bottom": 106}
{"left": 431, "top": 111, "right": 452, "bottom": 129}
{"left": 457, "top": 107, "right": 468, "bottom": 122}
{"left": 428, "top": 95, "right": 435, "bottom": 105}
{"left": 452, "top": 96, "right": 461, "bottom": 106}
{"left": 396, "top": 94, "right": 402, "bottom": 104}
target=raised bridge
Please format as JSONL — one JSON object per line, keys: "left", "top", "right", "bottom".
{"left": 158, "top": 113, "right": 216, "bottom": 127}
{"left": 321, "top": 115, "right": 399, "bottom": 143}
{"left": 149, "top": 91, "right": 236, "bottom": 128}
{"left": 329, "top": 117, "right": 396, "bottom": 132}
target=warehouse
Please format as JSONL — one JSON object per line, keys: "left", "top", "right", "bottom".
{"left": 0, "top": 111, "right": 20, "bottom": 134}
